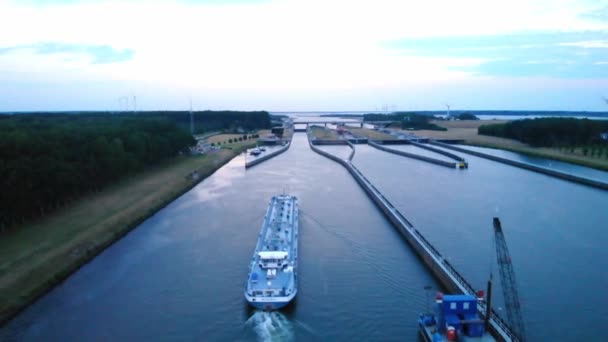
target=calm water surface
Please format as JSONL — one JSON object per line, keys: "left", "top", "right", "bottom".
{"left": 1, "top": 134, "right": 437, "bottom": 341}
{"left": 383, "top": 144, "right": 457, "bottom": 163}
{"left": 2, "top": 135, "right": 607, "bottom": 341}
{"left": 352, "top": 144, "right": 608, "bottom": 341}
{"left": 453, "top": 144, "right": 608, "bottom": 183}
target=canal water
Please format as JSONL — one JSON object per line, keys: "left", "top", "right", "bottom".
{"left": 2, "top": 134, "right": 607, "bottom": 341}
{"left": 453, "top": 144, "right": 608, "bottom": 183}
{"left": 1, "top": 134, "right": 437, "bottom": 341}
{"left": 352, "top": 144, "right": 608, "bottom": 342}
{"left": 383, "top": 144, "right": 457, "bottom": 163}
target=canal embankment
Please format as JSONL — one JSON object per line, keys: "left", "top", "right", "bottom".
{"left": 431, "top": 141, "right": 608, "bottom": 191}
{"left": 0, "top": 140, "right": 258, "bottom": 325}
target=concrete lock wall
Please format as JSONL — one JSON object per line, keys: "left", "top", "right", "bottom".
{"left": 408, "top": 140, "right": 465, "bottom": 162}
{"left": 245, "top": 140, "right": 292, "bottom": 169}
{"left": 431, "top": 141, "right": 608, "bottom": 191}
{"left": 308, "top": 136, "right": 517, "bottom": 342}
{"left": 368, "top": 140, "right": 457, "bottom": 168}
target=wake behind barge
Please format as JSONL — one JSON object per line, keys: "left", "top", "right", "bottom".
{"left": 244, "top": 194, "right": 299, "bottom": 310}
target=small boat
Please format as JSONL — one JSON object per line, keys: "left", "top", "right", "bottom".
{"left": 457, "top": 161, "right": 468, "bottom": 169}
{"left": 250, "top": 148, "right": 261, "bottom": 156}
{"left": 244, "top": 194, "right": 299, "bottom": 310}
{"left": 418, "top": 292, "right": 495, "bottom": 341}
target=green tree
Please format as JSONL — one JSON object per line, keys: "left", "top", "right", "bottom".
{"left": 0, "top": 113, "right": 195, "bottom": 228}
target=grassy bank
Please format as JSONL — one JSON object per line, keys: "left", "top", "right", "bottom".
{"left": 413, "top": 120, "right": 608, "bottom": 172}
{"left": 0, "top": 139, "right": 257, "bottom": 324}
{"left": 348, "top": 127, "right": 395, "bottom": 140}
{"left": 309, "top": 126, "right": 339, "bottom": 139}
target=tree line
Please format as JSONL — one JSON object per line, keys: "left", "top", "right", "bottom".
{"left": 2, "top": 110, "right": 271, "bottom": 134}
{"left": 210, "top": 134, "right": 260, "bottom": 146}
{"left": 478, "top": 118, "right": 608, "bottom": 147}
{"left": 138, "top": 110, "right": 271, "bottom": 133}
{"left": 363, "top": 112, "right": 446, "bottom": 131}
{"left": 0, "top": 111, "right": 270, "bottom": 230}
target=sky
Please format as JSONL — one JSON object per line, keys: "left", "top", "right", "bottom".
{"left": 0, "top": 0, "right": 607, "bottom": 112}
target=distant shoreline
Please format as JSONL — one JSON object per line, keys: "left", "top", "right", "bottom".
{"left": 3, "top": 110, "right": 607, "bottom": 118}
{"left": 278, "top": 110, "right": 608, "bottom": 117}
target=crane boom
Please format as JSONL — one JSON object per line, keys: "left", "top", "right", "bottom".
{"left": 493, "top": 217, "right": 526, "bottom": 341}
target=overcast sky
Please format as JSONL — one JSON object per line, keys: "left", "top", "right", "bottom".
{"left": 1, "top": 0, "right": 607, "bottom": 112}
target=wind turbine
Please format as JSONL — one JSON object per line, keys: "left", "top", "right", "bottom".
{"left": 445, "top": 103, "right": 451, "bottom": 118}
{"left": 117, "top": 96, "right": 129, "bottom": 112}
{"left": 117, "top": 97, "right": 123, "bottom": 113}
{"left": 189, "top": 97, "right": 194, "bottom": 135}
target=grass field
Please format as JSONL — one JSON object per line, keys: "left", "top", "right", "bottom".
{"left": 0, "top": 136, "right": 259, "bottom": 324}
{"left": 349, "top": 127, "right": 396, "bottom": 140}
{"left": 412, "top": 120, "right": 608, "bottom": 171}
{"left": 283, "top": 128, "right": 294, "bottom": 140}
{"left": 309, "top": 126, "right": 339, "bottom": 139}
{"left": 207, "top": 130, "right": 269, "bottom": 144}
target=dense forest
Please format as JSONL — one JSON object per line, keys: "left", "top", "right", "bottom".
{"left": 478, "top": 118, "right": 608, "bottom": 147}
{"left": 0, "top": 111, "right": 270, "bottom": 229}
{"left": 161, "top": 110, "right": 271, "bottom": 133}
{"left": 453, "top": 113, "right": 479, "bottom": 120}
{"left": 3, "top": 110, "right": 271, "bottom": 134}
{"left": 363, "top": 112, "right": 446, "bottom": 131}
{"left": 113, "top": 110, "right": 270, "bottom": 133}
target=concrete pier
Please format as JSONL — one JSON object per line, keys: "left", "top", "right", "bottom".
{"left": 308, "top": 136, "right": 518, "bottom": 342}
{"left": 244, "top": 141, "right": 291, "bottom": 169}
{"left": 368, "top": 140, "right": 458, "bottom": 169}
{"left": 431, "top": 141, "right": 608, "bottom": 191}
{"left": 409, "top": 141, "right": 466, "bottom": 162}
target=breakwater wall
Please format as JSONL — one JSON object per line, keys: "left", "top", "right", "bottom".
{"left": 375, "top": 139, "right": 430, "bottom": 144}
{"left": 368, "top": 140, "right": 457, "bottom": 169}
{"left": 245, "top": 141, "right": 291, "bottom": 169}
{"left": 308, "top": 137, "right": 517, "bottom": 341}
{"left": 347, "top": 138, "right": 368, "bottom": 144}
{"left": 310, "top": 139, "right": 348, "bottom": 145}
{"left": 409, "top": 141, "right": 465, "bottom": 162}
{"left": 430, "top": 141, "right": 608, "bottom": 191}
{"left": 308, "top": 133, "right": 356, "bottom": 161}
{"left": 346, "top": 141, "right": 356, "bottom": 161}
{"left": 435, "top": 139, "right": 465, "bottom": 144}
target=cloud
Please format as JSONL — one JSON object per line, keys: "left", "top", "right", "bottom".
{"left": 15, "top": 0, "right": 268, "bottom": 5}
{"left": 0, "top": 43, "right": 134, "bottom": 64}
{"left": 579, "top": 4, "right": 608, "bottom": 21}
{"left": 558, "top": 40, "right": 608, "bottom": 48}
{"left": 1, "top": 0, "right": 608, "bottom": 111}
{"left": 384, "top": 31, "right": 608, "bottom": 78}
